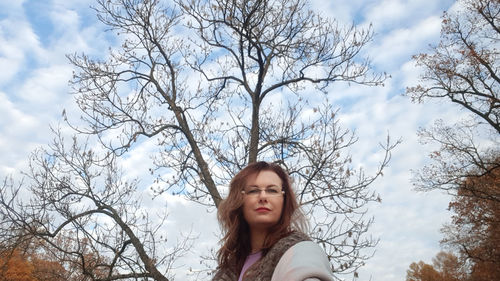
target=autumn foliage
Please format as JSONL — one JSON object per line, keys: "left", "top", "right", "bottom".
{"left": 441, "top": 165, "right": 500, "bottom": 280}
{"left": 406, "top": 165, "right": 500, "bottom": 281}
{"left": 406, "top": 252, "right": 466, "bottom": 281}
{"left": 0, "top": 249, "right": 37, "bottom": 281}
{"left": 0, "top": 234, "right": 110, "bottom": 281}
{"left": 0, "top": 248, "right": 66, "bottom": 281}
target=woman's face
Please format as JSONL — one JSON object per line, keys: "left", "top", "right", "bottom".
{"left": 242, "top": 170, "right": 285, "bottom": 232}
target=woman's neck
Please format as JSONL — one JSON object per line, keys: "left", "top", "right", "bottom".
{"left": 250, "top": 228, "right": 268, "bottom": 253}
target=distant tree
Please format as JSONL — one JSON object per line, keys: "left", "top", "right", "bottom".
{"left": 406, "top": 166, "right": 499, "bottom": 281}
{"left": 0, "top": 236, "right": 68, "bottom": 281}
{"left": 1, "top": 0, "right": 397, "bottom": 280}
{"left": 0, "top": 249, "right": 37, "bottom": 281}
{"left": 407, "top": 0, "right": 500, "bottom": 200}
{"left": 406, "top": 251, "right": 465, "bottom": 281}
{"left": 0, "top": 148, "right": 186, "bottom": 281}
{"left": 432, "top": 251, "right": 467, "bottom": 281}
{"left": 0, "top": 229, "right": 123, "bottom": 281}
{"left": 406, "top": 260, "right": 443, "bottom": 281}
{"left": 441, "top": 163, "right": 500, "bottom": 281}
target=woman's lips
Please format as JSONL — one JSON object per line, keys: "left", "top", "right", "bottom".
{"left": 255, "top": 207, "right": 271, "bottom": 212}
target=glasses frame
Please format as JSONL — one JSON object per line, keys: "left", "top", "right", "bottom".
{"left": 241, "top": 186, "right": 285, "bottom": 197}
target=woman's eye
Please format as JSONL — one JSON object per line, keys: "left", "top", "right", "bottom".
{"left": 267, "top": 188, "right": 279, "bottom": 194}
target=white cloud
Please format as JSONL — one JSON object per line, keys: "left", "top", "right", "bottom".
{"left": 139, "top": 192, "right": 220, "bottom": 279}
{"left": 0, "top": 18, "right": 44, "bottom": 84}
{"left": 0, "top": 1, "right": 102, "bottom": 177}
{"left": 364, "top": 0, "right": 452, "bottom": 30}
{"left": 18, "top": 64, "right": 73, "bottom": 104}
{"left": 369, "top": 15, "right": 442, "bottom": 71}
{"left": 0, "top": 91, "right": 40, "bottom": 174}
{"left": 309, "top": 0, "right": 376, "bottom": 24}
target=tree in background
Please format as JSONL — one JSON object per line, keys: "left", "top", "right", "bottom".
{"left": 0, "top": 0, "right": 397, "bottom": 280}
{"left": 1, "top": 149, "right": 187, "bottom": 281}
{"left": 406, "top": 166, "right": 499, "bottom": 281}
{"left": 406, "top": 251, "right": 465, "bottom": 281}
{"left": 407, "top": 0, "right": 500, "bottom": 199}
{"left": 406, "top": 0, "right": 500, "bottom": 280}
{"left": 0, "top": 248, "right": 38, "bottom": 281}
{"left": 440, "top": 164, "right": 500, "bottom": 280}
{"left": 0, "top": 234, "right": 79, "bottom": 281}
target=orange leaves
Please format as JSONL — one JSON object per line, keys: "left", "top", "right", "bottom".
{"left": 408, "top": 165, "right": 500, "bottom": 281}
{"left": 441, "top": 165, "right": 500, "bottom": 279}
{"left": 0, "top": 238, "right": 71, "bottom": 281}
{"left": 406, "top": 252, "right": 465, "bottom": 281}
{"left": 30, "top": 257, "right": 67, "bottom": 281}
{"left": 406, "top": 261, "right": 442, "bottom": 281}
{"left": 0, "top": 250, "right": 38, "bottom": 281}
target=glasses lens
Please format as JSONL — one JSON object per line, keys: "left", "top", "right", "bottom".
{"left": 265, "top": 187, "right": 281, "bottom": 195}
{"left": 244, "top": 186, "right": 283, "bottom": 196}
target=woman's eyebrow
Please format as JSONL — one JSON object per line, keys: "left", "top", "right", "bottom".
{"left": 247, "top": 184, "right": 280, "bottom": 187}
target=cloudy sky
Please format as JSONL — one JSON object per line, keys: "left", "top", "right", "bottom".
{"left": 0, "top": 0, "right": 464, "bottom": 280}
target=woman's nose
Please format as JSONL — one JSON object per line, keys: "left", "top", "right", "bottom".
{"left": 257, "top": 190, "right": 268, "bottom": 200}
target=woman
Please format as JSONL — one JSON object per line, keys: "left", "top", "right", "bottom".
{"left": 213, "top": 161, "right": 334, "bottom": 281}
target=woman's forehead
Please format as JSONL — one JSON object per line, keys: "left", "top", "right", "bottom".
{"left": 245, "top": 170, "right": 282, "bottom": 186}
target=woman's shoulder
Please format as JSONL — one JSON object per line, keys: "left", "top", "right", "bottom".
{"left": 266, "top": 230, "right": 310, "bottom": 257}
{"left": 277, "top": 230, "right": 311, "bottom": 245}
{"left": 271, "top": 240, "right": 334, "bottom": 281}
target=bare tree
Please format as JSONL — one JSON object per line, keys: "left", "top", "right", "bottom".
{"left": 1, "top": 130, "right": 191, "bottom": 281}
{"left": 1, "top": 0, "right": 397, "bottom": 279}
{"left": 407, "top": 0, "right": 500, "bottom": 202}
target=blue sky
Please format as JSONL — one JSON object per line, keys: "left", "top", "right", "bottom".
{"left": 0, "top": 0, "right": 462, "bottom": 280}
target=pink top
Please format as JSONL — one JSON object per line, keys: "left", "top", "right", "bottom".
{"left": 238, "top": 251, "right": 262, "bottom": 281}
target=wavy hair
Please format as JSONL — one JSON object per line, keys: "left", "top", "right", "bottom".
{"left": 216, "top": 161, "right": 306, "bottom": 273}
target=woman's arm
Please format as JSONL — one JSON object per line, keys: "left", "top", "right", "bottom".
{"left": 271, "top": 241, "right": 334, "bottom": 281}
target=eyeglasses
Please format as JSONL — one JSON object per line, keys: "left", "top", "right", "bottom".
{"left": 241, "top": 186, "right": 285, "bottom": 197}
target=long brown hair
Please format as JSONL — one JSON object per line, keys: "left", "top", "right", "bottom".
{"left": 216, "top": 161, "right": 304, "bottom": 273}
